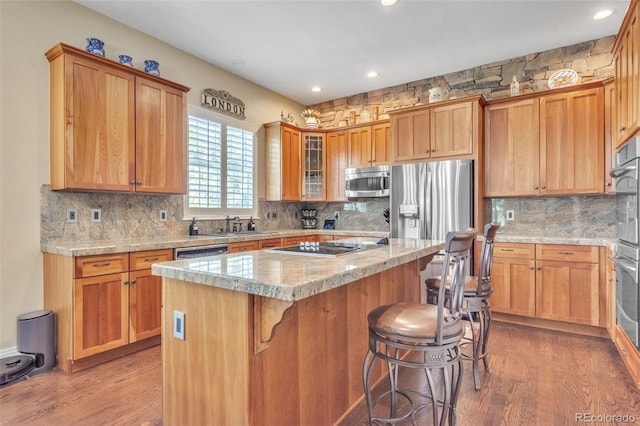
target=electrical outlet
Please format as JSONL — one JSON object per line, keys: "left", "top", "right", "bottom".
{"left": 506, "top": 210, "right": 515, "bottom": 221}
{"left": 273, "top": 212, "right": 277, "bottom": 219}
{"left": 335, "top": 211, "right": 339, "bottom": 220}
{"left": 91, "top": 208, "right": 101, "bottom": 223}
{"left": 66, "top": 209, "right": 78, "bottom": 223}
{"left": 160, "top": 210, "right": 167, "bottom": 221}
{"left": 173, "top": 311, "right": 185, "bottom": 340}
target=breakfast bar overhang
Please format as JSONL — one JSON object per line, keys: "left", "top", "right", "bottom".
{"left": 152, "top": 237, "right": 444, "bottom": 425}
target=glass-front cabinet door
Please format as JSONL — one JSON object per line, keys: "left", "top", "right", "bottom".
{"left": 302, "top": 132, "right": 326, "bottom": 201}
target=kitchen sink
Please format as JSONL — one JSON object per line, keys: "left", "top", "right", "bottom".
{"left": 197, "top": 231, "right": 275, "bottom": 237}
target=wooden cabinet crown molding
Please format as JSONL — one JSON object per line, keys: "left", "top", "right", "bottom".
{"left": 484, "top": 79, "right": 609, "bottom": 107}
{"left": 386, "top": 94, "right": 486, "bottom": 117}
{"left": 264, "top": 119, "right": 390, "bottom": 133}
{"left": 45, "top": 43, "right": 190, "bottom": 93}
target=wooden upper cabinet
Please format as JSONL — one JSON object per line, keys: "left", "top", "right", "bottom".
{"left": 265, "top": 122, "right": 301, "bottom": 201}
{"left": 45, "top": 43, "right": 189, "bottom": 193}
{"left": 391, "top": 108, "right": 430, "bottom": 161}
{"left": 347, "top": 126, "right": 372, "bottom": 168}
{"left": 613, "top": 0, "right": 639, "bottom": 147}
{"left": 540, "top": 87, "right": 604, "bottom": 195}
{"left": 302, "top": 132, "right": 326, "bottom": 201}
{"left": 48, "top": 50, "right": 135, "bottom": 191}
{"left": 371, "top": 122, "right": 391, "bottom": 165}
{"left": 604, "top": 80, "right": 616, "bottom": 193}
{"left": 347, "top": 122, "right": 391, "bottom": 167}
{"left": 430, "top": 101, "right": 473, "bottom": 158}
{"left": 484, "top": 98, "right": 540, "bottom": 197}
{"left": 390, "top": 97, "right": 480, "bottom": 163}
{"left": 484, "top": 83, "right": 604, "bottom": 197}
{"left": 135, "top": 78, "right": 187, "bottom": 193}
{"left": 326, "top": 130, "right": 348, "bottom": 201}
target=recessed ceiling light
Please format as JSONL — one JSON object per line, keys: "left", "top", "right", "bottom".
{"left": 594, "top": 9, "right": 613, "bottom": 20}
{"left": 367, "top": 71, "right": 379, "bottom": 78}
{"left": 381, "top": 0, "right": 398, "bottom": 6}
{"left": 311, "top": 86, "right": 322, "bottom": 92}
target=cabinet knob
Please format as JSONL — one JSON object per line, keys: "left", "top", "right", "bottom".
{"left": 620, "top": 126, "right": 627, "bottom": 132}
{"left": 124, "top": 280, "right": 130, "bottom": 285}
{"left": 130, "top": 180, "right": 136, "bottom": 185}
{"left": 536, "top": 266, "right": 542, "bottom": 271}
{"left": 529, "top": 266, "right": 535, "bottom": 270}
{"left": 130, "top": 279, "right": 136, "bottom": 285}
{"left": 136, "top": 181, "right": 142, "bottom": 185}
{"left": 606, "top": 182, "right": 612, "bottom": 186}
{"left": 534, "top": 185, "right": 539, "bottom": 190}
{"left": 541, "top": 186, "right": 546, "bottom": 190}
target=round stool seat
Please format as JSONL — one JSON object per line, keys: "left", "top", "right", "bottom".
{"left": 368, "top": 302, "right": 463, "bottom": 341}
{"left": 426, "top": 276, "right": 490, "bottom": 297}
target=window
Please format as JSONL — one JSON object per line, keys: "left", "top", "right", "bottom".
{"left": 185, "top": 106, "right": 256, "bottom": 218}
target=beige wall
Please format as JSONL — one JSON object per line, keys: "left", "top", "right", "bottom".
{"left": 0, "top": 1, "right": 303, "bottom": 352}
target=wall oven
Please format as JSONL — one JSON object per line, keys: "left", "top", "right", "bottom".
{"left": 611, "top": 136, "right": 640, "bottom": 347}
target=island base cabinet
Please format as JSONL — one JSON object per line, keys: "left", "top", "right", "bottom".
{"left": 161, "top": 260, "right": 423, "bottom": 426}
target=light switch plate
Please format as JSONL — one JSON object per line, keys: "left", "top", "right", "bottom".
{"left": 91, "top": 208, "right": 101, "bottom": 223}
{"left": 506, "top": 210, "right": 515, "bottom": 221}
{"left": 160, "top": 210, "right": 167, "bottom": 221}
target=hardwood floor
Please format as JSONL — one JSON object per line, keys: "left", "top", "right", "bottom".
{"left": 1, "top": 323, "right": 639, "bottom": 425}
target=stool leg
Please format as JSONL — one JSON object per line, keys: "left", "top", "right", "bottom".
{"left": 424, "top": 368, "right": 440, "bottom": 426}
{"left": 449, "top": 356, "right": 463, "bottom": 425}
{"left": 482, "top": 306, "right": 492, "bottom": 373}
{"left": 467, "top": 311, "right": 482, "bottom": 391}
{"left": 362, "top": 349, "right": 378, "bottom": 423}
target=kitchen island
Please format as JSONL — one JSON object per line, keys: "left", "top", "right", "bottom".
{"left": 152, "top": 237, "right": 444, "bottom": 426}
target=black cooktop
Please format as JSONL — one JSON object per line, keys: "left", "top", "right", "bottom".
{"left": 267, "top": 240, "right": 383, "bottom": 257}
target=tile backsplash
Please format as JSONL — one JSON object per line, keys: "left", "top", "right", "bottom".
{"left": 40, "top": 185, "right": 391, "bottom": 244}
{"left": 41, "top": 184, "right": 615, "bottom": 244}
{"left": 485, "top": 195, "right": 615, "bottom": 238}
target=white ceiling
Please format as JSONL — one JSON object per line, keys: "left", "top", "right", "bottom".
{"left": 76, "top": 0, "right": 629, "bottom": 106}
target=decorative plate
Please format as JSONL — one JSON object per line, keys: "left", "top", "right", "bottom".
{"left": 548, "top": 69, "right": 578, "bottom": 89}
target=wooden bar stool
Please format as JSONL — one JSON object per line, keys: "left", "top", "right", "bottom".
{"left": 362, "top": 230, "right": 476, "bottom": 425}
{"left": 426, "top": 223, "right": 500, "bottom": 391}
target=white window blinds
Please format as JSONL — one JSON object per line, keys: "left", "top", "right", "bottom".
{"left": 185, "top": 106, "right": 256, "bottom": 218}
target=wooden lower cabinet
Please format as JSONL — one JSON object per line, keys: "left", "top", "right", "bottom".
{"left": 229, "top": 241, "right": 260, "bottom": 253}
{"left": 258, "top": 238, "right": 282, "bottom": 249}
{"left": 73, "top": 272, "right": 129, "bottom": 358}
{"left": 490, "top": 243, "right": 601, "bottom": 327}
{"left": 614, "top": 324, "right": 640, "bottom": 388}
{"left": 491, "top": 256, "right": 536, "bottom": 316}
{"left": 44, "top": 249, "right": 171, "bottom": 372}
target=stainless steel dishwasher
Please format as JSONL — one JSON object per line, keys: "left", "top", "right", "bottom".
{"left": 174, "top": 244, "right": 229, "bottom": 259}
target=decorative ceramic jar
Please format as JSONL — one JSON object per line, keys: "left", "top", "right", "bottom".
{"left": 304, "top": 117, "right": 319, "bottom": 128}
{"left": 510, "top": 75, "right": 520, "bottom": 97}
{"left": 86, "top": 38, "right": 105, "bottom": 57}
{"left": 119, "top": 55, "right": 133, "bottom": 67}
{"left": 144, "top": 60, "right": 160, "bottom": 76}
{"left": 428, "top": 87, "right": 448, "bottom": 103}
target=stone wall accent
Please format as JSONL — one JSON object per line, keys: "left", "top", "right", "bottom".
{"left": 308, "top": 36, "right": 615, "bottom": 129}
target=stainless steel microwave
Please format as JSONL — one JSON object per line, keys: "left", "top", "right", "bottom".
{"left": 345, "top": 165, "right": 390, "bottom": 198}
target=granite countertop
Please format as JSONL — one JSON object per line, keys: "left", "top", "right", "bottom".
{"left": 152, "top": 237, "right": 444, "bottom": 302}
{"left": 41, "top": 229, "right": 389, "bottom": 256}
{"left": 490, "top": 234, "right": 617, "bottom": 250}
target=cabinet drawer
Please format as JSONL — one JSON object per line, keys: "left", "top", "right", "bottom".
{"left": 493, "top": 243, "right": 535, "bottom": 259}
{"left": 283, "top": 235, "right": 318, "bottom": 246}
{"left": 535, "top": 244, "right": 598, "bottom": 263}
{"left": 75, "top": 253, "right": 129, "bottom": 278}
{"left": 259, "top": 238, "right": 282, "bottom": 249}
{"left": 229, "top": 241, "right": 259, "bottom": 253}
{"left": 130, "top": 249, "right": 173, "bottom": 271}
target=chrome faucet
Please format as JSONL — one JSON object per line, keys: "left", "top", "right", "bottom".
{"left": 225, "top": 215, "right": 235, "bottom": 233}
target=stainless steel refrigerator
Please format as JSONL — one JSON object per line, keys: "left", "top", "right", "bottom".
{"left": 391, "top": 159, "right": 473, "bottom": 242}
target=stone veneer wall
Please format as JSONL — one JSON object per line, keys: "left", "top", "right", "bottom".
{"left": 308, "top": 37, "right": 615, "bottom": 128}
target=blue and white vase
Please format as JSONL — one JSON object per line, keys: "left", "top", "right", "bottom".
{"left": 119, "top": 55, "right": 133, "bottom": 67}
{"left": 144, "top": 60, "right": 160, "bottom": 76}
{"left": 86, "top": 38, "right": 105, "bottom": 57}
